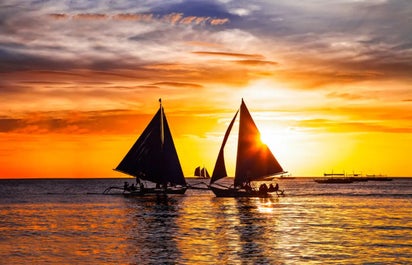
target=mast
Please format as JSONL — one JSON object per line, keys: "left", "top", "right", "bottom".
{"left": 159, "top": 98, "right": 164, "bottom": 148}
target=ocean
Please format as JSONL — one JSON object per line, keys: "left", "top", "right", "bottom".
{"left": 0, "top": 178, "right": 411, "bottom": 264}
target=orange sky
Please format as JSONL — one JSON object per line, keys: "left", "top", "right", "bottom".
{"left": 1, "top": 1, "right": 411, "bottom": 178}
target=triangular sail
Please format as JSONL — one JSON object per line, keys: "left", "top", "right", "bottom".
{"left": 234, "top": 100, "right": 284, "bottom": 187}
{"left": 194, "top": 166, "right": 201, "bottom": 177}
{"left": 201, "top": 168, "right": 210, "bottom": 178}
{"left": 195, "top": 166, "right": 211, "bottom": 178}
{"left": 115, "top": 104, "right": 186, "bottom": 186}
{"left": 210, "top": 110, "right": 239, "bottom": 184}
{"left": 162, "top": 111, "right": 186, "bottom": 186}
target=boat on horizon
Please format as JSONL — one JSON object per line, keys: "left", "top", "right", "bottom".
{"left": 279, "top": 173, "right": 295, "bottom": 180}
{"left": 209, "top": 99, "right": 286, "bottom": 197}
{"left": 194, "top": 166, "right": 210, "bottom": 179}
{"left": 314, "top": 172, "right": 353, "bottom": 184}
{"left": 365, "top": 174, "right": 392, "bottom": 181}
{"left": 106, "top": 99, "right": 187, "bottom": 195}
{"left": 347, "top": 172, "right": 368, "bottom": 182}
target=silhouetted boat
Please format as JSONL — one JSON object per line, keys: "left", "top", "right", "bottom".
{"left": 366, "top": 174, "right": 392, "bottom": 181}
{"left": 347, "top": 172, "right": 368, "bottom": 182}
{"left": 279, "top": 173, "right": 295, "bottom": 180}
{"left": 314, "top": 172, "right": 353, "bottom": 184}
{"left": 110, "top": 99, "right": 187, "bottom": 195}
{"left": 323, "top": 172, "right": 345, "bottom": 177}
{"left": 209, "top": 99, "right": 286, "bottom": 197}
{"left": 194, "top": 166, "right": 210, "bottom": 179}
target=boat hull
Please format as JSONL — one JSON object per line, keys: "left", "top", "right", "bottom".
{"left": 366, "top": 177, "right": 392, "bottom": 181}
{"left": 314, "top": 178, "right": 353, "bottom": 184}
{"left": 124, "top": 187, "right": 187, "bottom": 196}
{"left": 210, "top": 186, "right": 270, "bottom": 198}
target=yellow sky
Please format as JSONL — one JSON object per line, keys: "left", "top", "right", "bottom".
{"left": 1, "top": 1, "right": 411, "bottom": 178}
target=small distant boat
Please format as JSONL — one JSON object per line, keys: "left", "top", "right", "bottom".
{"left": 365, "top": 174, "right": 392, "bottom": 181}
{"left": 323, "top": 172, "right": 345, "bottom": 177}
{"left": 314, "top": 172, "right": 353, "bottom": 184}
{"left": 108, "top": 99, "right": 187, "bottom": 195}
{"left": 347, "top": 172, "right": 368, "bottom": 182}
{"left": 279, "top": 173, "right": 295, "bottom": 180}
{"left": 209, "top": 99, "right": 286, "bottom": 197}
{"left": 194, "top": 166, "right": 210, "bottom": 179}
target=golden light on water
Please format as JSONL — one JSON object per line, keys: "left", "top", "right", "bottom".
{"left": 1, "top": 178, "right": 411, "bottom": 264}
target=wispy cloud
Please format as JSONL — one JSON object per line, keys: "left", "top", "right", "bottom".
{"left": 49, "top": 12, "right": 229, "bottom": 26}
{"left": 192, "top": 51, "right": 264, "bottom": 59}
{"left": 297, "top": 118, "right": 412, "bottom": 134}
{"left": 0, "top": 110, "right": 151, "bottom": 134}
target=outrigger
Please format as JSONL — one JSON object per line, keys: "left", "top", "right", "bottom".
{"left": 103, "top": 181, "right": 186, "bottom": 196}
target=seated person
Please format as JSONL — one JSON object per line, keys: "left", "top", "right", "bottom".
{"left": 123, "top": 181, "right": 129, "bottom": 191}
{"left": 259, "top": 183, "right": 268, "bottom": 193}
{"left": 243, "top": 182, "right": 252, "bottom": 192}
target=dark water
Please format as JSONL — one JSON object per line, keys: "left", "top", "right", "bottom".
{"left": 0, "top": 178, "right": 411, "bottom": 264}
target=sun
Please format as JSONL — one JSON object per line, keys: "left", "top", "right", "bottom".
{"left": 259, "top": 128, "right": 283, "bottom": 150}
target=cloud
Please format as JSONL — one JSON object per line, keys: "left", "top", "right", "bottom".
{"left": 151, "top": 82, "right": 203, "bottom": 89}
{"left": 192, "top": 51, "right": 264, "bottom": 59}
{"left": 297, "top": 118, "right": 412, "bottom": 134}
{"left": 72, "top": 13, "right": 109, "bottom": 20}
{"left": 233, "top": 60, "right": 278, "bottom": 66}
{"left": 209, "top": 18, "right": 229, "bottom": 25}
{"left": 0, "top": 110, "right": 153, "bottom": 135}
{"left": 47, "top": 12, "right": 229, "bottom": 26}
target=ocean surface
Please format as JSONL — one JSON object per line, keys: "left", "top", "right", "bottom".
{"left": 0, "top": 178, "right": 411, "bottom": 265}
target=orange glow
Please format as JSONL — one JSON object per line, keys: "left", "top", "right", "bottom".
{"left": 1, "top": 85, "right": 412, "bottom": 178}
{"left": 1, "top": 1, "right": 412, "bottom": 178}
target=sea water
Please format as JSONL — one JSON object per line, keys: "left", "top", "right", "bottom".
{"left": 0, "top": 178, "right": 411, "bottom": 264}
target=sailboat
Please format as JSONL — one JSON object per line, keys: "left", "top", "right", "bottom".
{"left": 114, "top": 99, "right": 187, "bottom": 195}
{"left": 194, "top": 166, "right": 210, "bottom": 179}
{"left": 209, "top": 99, "right": 286, "bottom": 197}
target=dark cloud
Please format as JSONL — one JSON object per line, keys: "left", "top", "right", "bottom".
{"left": 0, "top": 118, "right": 23, "bottom": 132}
{"left": 151, "top": 82, "right": 203, "bottom": 89}
{"left": 0, "top": 110, "right": 152, "bottom": 134}
{"left": 192, "top": 51, "right": 264, "bottom": 59}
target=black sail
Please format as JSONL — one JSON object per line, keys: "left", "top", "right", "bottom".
{"left": 234, "top": 100, "right": 284, "bottom": 187}
{"left": 201, "top": 168, "right": 210, "bottom": 178}
{"left": 115, "top": 104, "right": 186, "bottom": 186}
{"left": 210, "top": 110, "right": 239, "bottom": 184}
{"left": 194, "top": 166, "right": 201, "bottom": 177}
{"left": 161, "top": 111, "right": 186, "bottom": 186}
